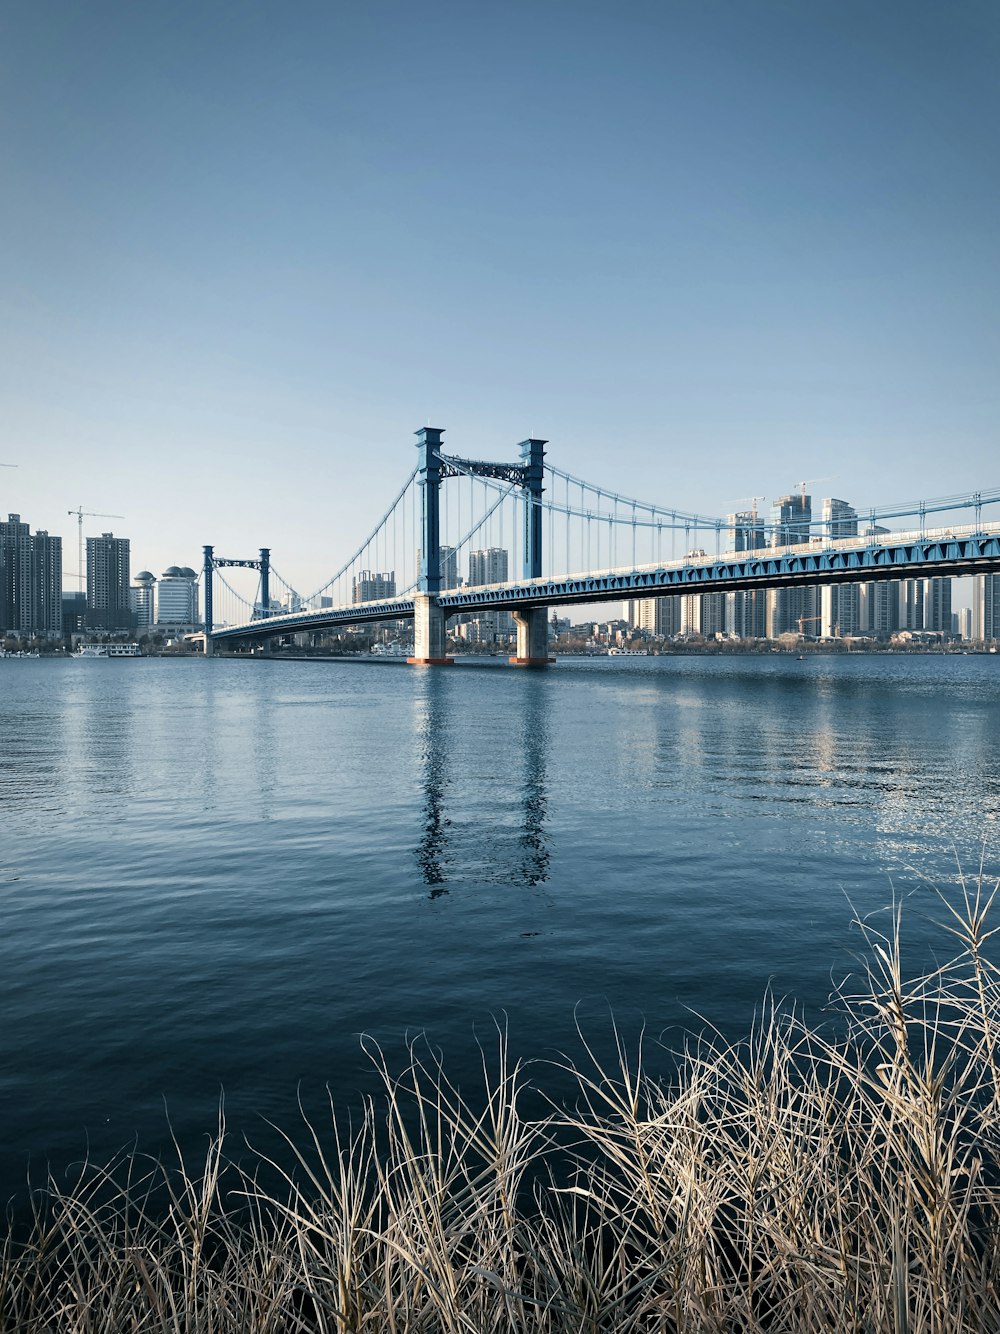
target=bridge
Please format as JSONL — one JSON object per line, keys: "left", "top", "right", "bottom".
{"left": 200, "top": 426, "right": 1000, "bottom": 661}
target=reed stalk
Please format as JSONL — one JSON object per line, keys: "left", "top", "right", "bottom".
{"left": 4, "top": 872, "right": 1000, "bottom": 1332}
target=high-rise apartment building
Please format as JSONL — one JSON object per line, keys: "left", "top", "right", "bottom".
{"left": 769, "top": 494, "right": 815, "bottom": 635}
{"left": 821, "top": 498, "right": 858, "bottom": 538}
{"left": 770, "top": 493, "right": 811, "bottom": 547}
{"left": 972, "top": 574, "right": 1000, "bottom": 642}
{"left": 898, "top": 578, "right": 925, "bottom": 632}
{"left": 0, "top": 513, "right": 63, "bottom": 638}
{"left": 819, "top": 499, "right": 860, "bottom": 636}
{"left": 728, "top": 511, "right": 767, "bottom": 554}
{"left": 860, "top": 581, "right": 899, "bottom": 638}
{"left": 468, "top": 548, "right": 509, "bottom": 585}
{"left": 352, "top": 569, "right": 396, "bottom": 603}
{"left": 726, "top": 510, "right": 768, "bottom": 636}
{"left": 438, "top": 545, "right": 459, "bottom": 590}
{"left": 86, "top": 532, "right": 131, "bottom": 630}
{"left": 625, "top": 596, "right": 681, "bottom": 637}
{"left": 699, "top": 592, "right": 727, "bottom": 638}
{"left": 923, "top": 578, "right": 952, "bottom": 635}
{"left": 728, "top": 590, "right": 767, "bottom": 638}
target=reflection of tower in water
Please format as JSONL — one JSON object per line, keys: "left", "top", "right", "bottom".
{"left": 413, "top": 674, "right": 550, "bottom": 895}
{"left": 414, "top": 675, "right": 451, "bottom": 895}
{"left": 516, "top": 677, "right": 550, "bottom": 887}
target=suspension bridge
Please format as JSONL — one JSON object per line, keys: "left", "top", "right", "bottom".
{"left": 199, "top": 426, "right": 1000, "bottom": 662}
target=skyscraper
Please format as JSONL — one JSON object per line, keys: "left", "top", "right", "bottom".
{"left": 86, "top": 532, "right": 131, "bottom": 630}
{"left": 156, "top": 566, "right": 199, "bottom": 625}
{"left": 728, "top": 511, "right": 767, "bottom": 554}
{"left": 821, "top": 498, "right": 858, "bottom": 538}
{"left": 819, "top": 499, "right": 860, "bottom": 637}
{"left": 0, "top": 513, "right": 63, "bottom": 639}
{"left": 728, "top": 510, "right": 767, "bottom": 638}
{"left": 438, "top": 545, "right": 459, "bottom": 590}
{"left": 923, "top": 578, "right": 952, "bottom": 634}
{"left": 769, "top": 494, "right": 815, "bottom": 636}
{"left": 898, "top": 579, "right": 924, "bottom": 631}
{"left": 858, "top": 526, "right": 895, "bottom": 638}
{"left": 625, "top": 596, "right": 680, "bottom": 637}
{"left": 130, "top": 571, "right": 156, "bottom": 630}
{"left": 699, "top": 592, "right": 726, "bottom": 638}
{"left": 770, "top": 493, "right": 811, "bottom": 547}
{"left": 468, "top": 548, "right": 509, "bottom": 585}
{"left": 860, "top": 581, "right": 899, "bottom": 638}
{"left": 972, "top": 574, "right": 1000, "bottom": 642}
{"left": 352, "top": 570, "right": 396, "bottom": 603}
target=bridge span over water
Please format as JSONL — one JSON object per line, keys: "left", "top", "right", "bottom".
{"left": 202, "top": 427, "right": 1000, "bottom": 663}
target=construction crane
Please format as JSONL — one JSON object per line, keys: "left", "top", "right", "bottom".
{"left": 729, "top": 495, "right": 766, "bottom": 521}
{"left": 794, "top": 476, "right": 836, "bottom": 500}
{"left": 797, "top": 613, "right": 823, "bottom": 635}
{"left": 67, "top": 507, "right": 125, "bottom": 591}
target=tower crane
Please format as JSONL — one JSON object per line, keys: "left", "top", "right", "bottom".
{"left": 67, "top": 507, "right": 125, "bottom": 591}
{"left": 794, "top": 476, "right": 837, "bottom": 499}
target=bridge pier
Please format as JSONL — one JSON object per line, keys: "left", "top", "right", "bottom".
{"left": 408, "top": 595, "right": 453, "bottom": 665}
{"left": 510, "top": 607, "right": 554, "bottom": 666}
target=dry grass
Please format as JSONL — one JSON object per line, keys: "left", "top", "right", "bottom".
{"left": 4, "top": 869, "right": 1000, "bottom": 1332}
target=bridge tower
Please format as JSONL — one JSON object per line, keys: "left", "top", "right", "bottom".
{"left": 510, "top": 437, "right": 553, "bottom": 666}
{"left": 259, "top": 548, "right": 271, "bottom": 618}
{"left": 409, "top": 426, "right": 452, "bottom": 664}
{"left": 202, "top": 544, "right": 214, "bottom": 656}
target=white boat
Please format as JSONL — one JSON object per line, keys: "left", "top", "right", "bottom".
{"left": 74, "top": 643, "right": 143, "bottom": 659}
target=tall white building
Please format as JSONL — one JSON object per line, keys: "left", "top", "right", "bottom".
{"left": 922, "top": 578, "right": 952, "bottom": 634}
{"left": 468, "top": 547, "right": 509, "bottom": 585}
{"left": 626, "top": 596, "right": 681, "bottom": 637}
{"left": 972, "top": 574, "right": 1000, "bottom": 642}
{"left": 130, "top": 571, "right": 156, "bottom": 630}
{"left": 157, "top": 565, "right": 199, "bottom": 625}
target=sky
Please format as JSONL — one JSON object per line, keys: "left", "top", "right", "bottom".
{"left": 1, "top": 0, "right": 998, "bottom": 597}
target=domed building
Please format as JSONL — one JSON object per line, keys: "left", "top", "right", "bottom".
{"left": 156, "top": 564, "right": 200, "bottom": 628}
{"left": 129, "top": 570, "right": 156, "bottom": 631}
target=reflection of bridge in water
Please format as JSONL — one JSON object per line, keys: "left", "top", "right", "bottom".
{"left": 414, "top": 674, "right": 549, "bottom": 895}
{"left": 199, "top": 425, "right": 1000, "bottom": 662}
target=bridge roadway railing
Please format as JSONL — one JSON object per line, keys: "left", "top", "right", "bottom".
{"left": 209, "top": 519, "right": 1000, "bottom": 641}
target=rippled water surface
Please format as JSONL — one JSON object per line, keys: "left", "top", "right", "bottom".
{"left": 2, "top": 653, "right": 999, "bottom": 1197}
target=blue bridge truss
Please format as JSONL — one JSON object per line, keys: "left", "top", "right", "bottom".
{"left": 202, "top": 426, "right": 1000, "bottom": 660}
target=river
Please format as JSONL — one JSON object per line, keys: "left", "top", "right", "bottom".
{"left": 1, "top": 652, "right": 998, "bottom": 1200}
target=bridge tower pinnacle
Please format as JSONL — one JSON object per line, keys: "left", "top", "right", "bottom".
{"left": 259, "top": 548, "right": 270, "bottom": 618}
{"left": 518, "top": 438, "right": 546, "bottom": 580}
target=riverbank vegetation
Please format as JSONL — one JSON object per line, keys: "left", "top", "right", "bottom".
{"left": 4, "top": 873, "right": 1000, "bottom": 1332}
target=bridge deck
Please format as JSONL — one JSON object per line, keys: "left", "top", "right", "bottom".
{"left": 210, "top": 521, "right": 1000, "bottom": 641}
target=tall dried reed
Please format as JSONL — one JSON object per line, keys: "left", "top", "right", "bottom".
{"left": 4, "top": 870, "right": 1000, "bottom": 1332}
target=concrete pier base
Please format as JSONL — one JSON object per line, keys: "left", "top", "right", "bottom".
{"left": 408, "top": 595, "right": 453, "bottom": 665}
{"left": 509, "top": 607, "right": 555, "bottom": 666}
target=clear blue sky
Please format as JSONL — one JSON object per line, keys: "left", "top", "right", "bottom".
{"left": 1, "top": 0, "right": 997, "bottom": 594}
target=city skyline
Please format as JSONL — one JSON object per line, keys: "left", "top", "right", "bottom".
{"left": 1, "top": 1, "right": 997, "bottom": 594}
